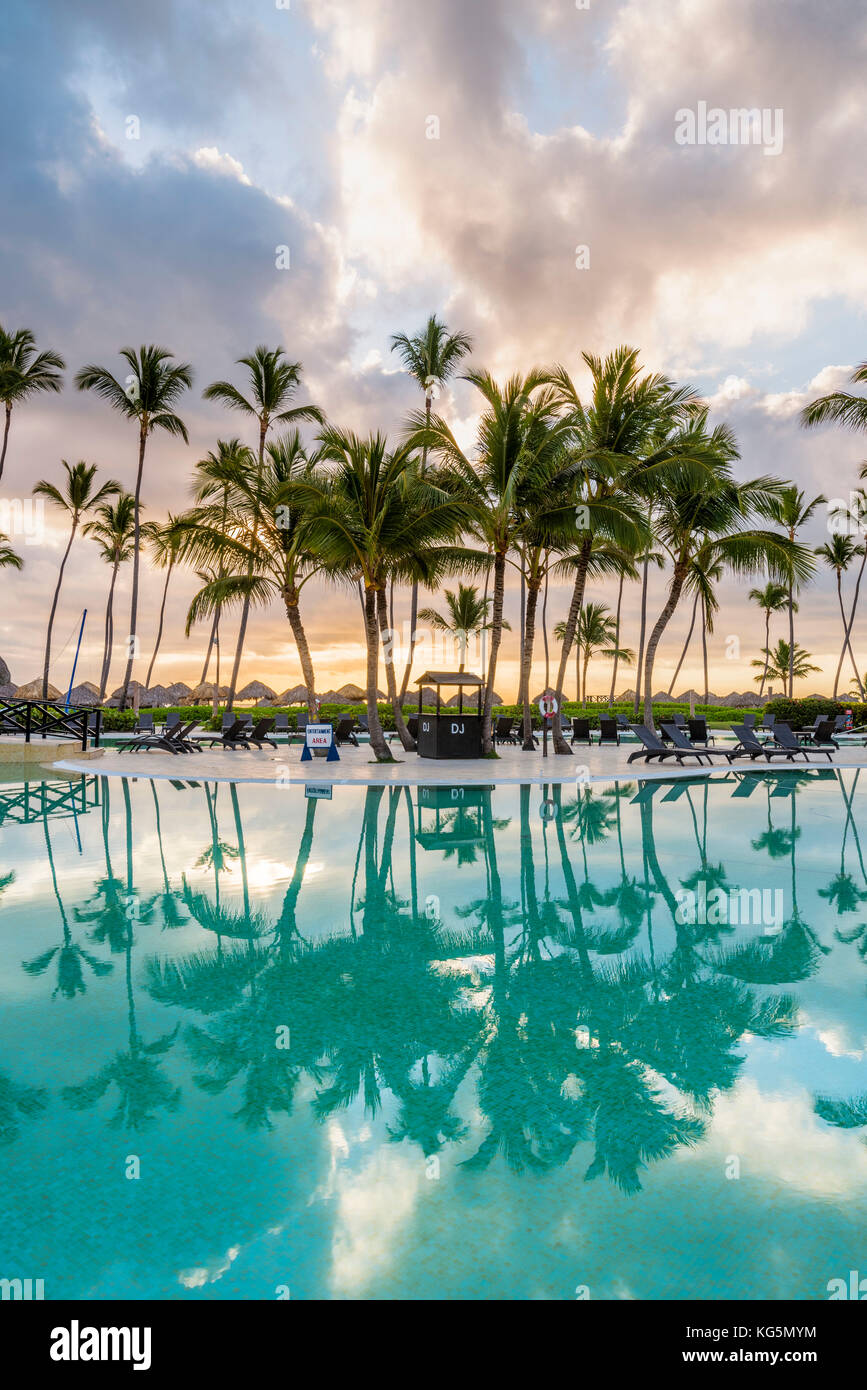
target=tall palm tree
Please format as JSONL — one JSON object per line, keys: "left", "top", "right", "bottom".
{"left": 0, "top": 325, "right": 65, "bottom": 483}
{"left": 180, "top": 431, "right": 325, "bottom": 720}
{"left": 297, "top": 428, "right": 472, "bottom": 759}
{"left": 34, "top": 461, "right": 121, "bottom": 698}
{"left": 82, "top": 492, "right": 136, "bottom": 700}
{"left": 202, "top": 347, "right": 322, "bottom": 710}
{"left": 608, "top": 539, "right": 650, "bottom": 707}
{"left": 815, "top": 533, "right": 864, "bottom": 699}
{"left": 75, "top": 346, "right": 192, "bottom": 707}
{"left": 765, "top": 486, "right": 826, "bottom": 698}
{"left": 410, "top": 369, "right": 572, "bottom": 753}
{"left": 418, "top": 582, "right": 502, "bottom": 672}
{"left": 641, "top": 445, "right": 813, "bottom": 726}
{"left": 141, "top": 512, "right": 187, "bottom": 689}
{"left": 390, "top": 314, "right": 473, "bottom": 701}
{"left": 751, "top": 639, "right": 820, "bottom": 688}
{"left": 748, "top": 581, "right": 790, "bottom": 698}
{"left": 544, "top": 349, "right": 701, "bottom": 750}
{"left": 189, "top": 439, "right": 247, "bottom": 703}
{"left": 802, "top": 361, "right": 867, "bottom": 435}
{"left": 563, "top": 601, "right": 634, "bottom": 704}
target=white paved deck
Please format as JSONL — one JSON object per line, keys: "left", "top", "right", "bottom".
{"left": 50, "top": 738, "right": 867, "bottom": 787}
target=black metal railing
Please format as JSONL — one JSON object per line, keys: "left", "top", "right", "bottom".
{"left": 0, "top": 775, "right": 101, "bottom": 827}
{"left": 0, "top": 699, "right": 101, "bottom": 750}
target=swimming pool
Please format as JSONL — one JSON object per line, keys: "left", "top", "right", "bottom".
{"left": 1, "top": 768, "right": 865, "bottom": 1301}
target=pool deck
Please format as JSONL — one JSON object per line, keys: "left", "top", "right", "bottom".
{"left": 47, "top": 737, "right": 867, "bottom": 787}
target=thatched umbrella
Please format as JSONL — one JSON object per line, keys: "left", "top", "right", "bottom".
{"left": 143, "top": 684, "right": 171, "bottom": 707}
{"left": 237, "top": 680, "right": 277, "bottom": 702}
{"left": 67, "top": 684, "right": 100, "bottom": 707}
{"left": 15, "top": 679, "right": 63, "bottom": 700}
{"left": 111, "top": 680, "right": 149, "bottom": 701}
{"left": 165, "top": 682, "right": 192, "bottom": 702}
{"left": 337, "top": 682, "right": 366, "bottom": 700}
{"left": 316, "top": 690, "right": 344, "bottom": 704}
{"left": 0, "top": 682, "right": 16, "bottom": 698}
{"left": 278, "top": 685, "right": 308, "bottom": 705}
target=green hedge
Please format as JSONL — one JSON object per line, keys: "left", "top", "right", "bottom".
{"left": 763, "top": 697, "right": 864, "bottom": 730}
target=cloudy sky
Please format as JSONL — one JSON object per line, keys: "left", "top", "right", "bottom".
{"left": 2, "top": 0, "right": 866, "bottom": 699}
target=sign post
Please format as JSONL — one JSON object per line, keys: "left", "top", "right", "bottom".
{"left": 300, "top": 722, "right": 340, "bottom": 762}
{"left": 537, "top": 692, "right": 559, "bottom": 760}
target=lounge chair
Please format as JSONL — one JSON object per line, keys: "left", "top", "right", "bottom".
{"left": 118, "top": 720, "right": 200, "bottom": 755}
{"left": 773, "top": 723, "right": 835, "bottom": 762}
{"left": 760, "top": 713, "right": 775, "bottom": 732}
{"left": 660, "top": 723, "right": 735, "bottom": 764}
{"left": 729, "top": 724, "right": 809, "bottom": 762}
{"left": 133, "top": 711, "right": 155, "bottom": 735}
{"left": 598, "top": 718, "right": 620, "bottom": 745}
{"left": 571, "top": 717, "right": 592, "bottom": 745}
{"left": 334, "top": 716, "right": 359, "bottom": 747}
{"left": 494, "top": 716, "right": 517, "bottom": 745}
{"left": 165, "top": 711, "right": 181, "bottom": 731}
{"left": 742, "top": 712, "right": 757, "bottom": 729}
{"left": 626, "top": 724, "right": 706, "bottom": 764}
{"left": 672, "top": 712, "right": 688, "bottom": 728}
{"left": 240, "top": 717, "right": 277, "bottom": 749}
{"left": 273, "top": 713, "right": 289, "bottom": 737}
{"left": 688, "top": 716, "right": 714, "bottom": 745}
{"left": 802, "top": 717, "right": 839, "bottom": 748}
{"left": 198, "top": 718, "right": 251, "bottom": 750}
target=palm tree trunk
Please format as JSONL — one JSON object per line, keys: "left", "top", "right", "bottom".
{"left": 832, "top": 571, "right": 847, "bottom": 699}
{"left": 758, "top": 609, "right": 770, "bottom": 698}
{"left": 145, "top": 558, "right": 174, "bottom": 689}
{"left": 582, "top": 650, "right": 590, "bottom": 704}
{"left": 398, "top": 398, "right": 431, "bottom": 702}
{"left": 0, "top": 403, "right": 11, "bottom": 484}
{"left": 212, "top": 625, "right": 221, "bottom": 720}
{"left": 667, "top": 591, "right": 698, "bottom": 697}
{"left": 227, "top": 420, "right": 267, "bottom": 713}
{"left": 633, "top": 509, "right": 652, "bottom": 717}
{"left": 201, "top": 607, "right": 219, "bottom": 683}
{"left": 788, "top": 576, "right": 795, "bottom": 698}
{"left": 701, "top": 598, "right": 709, "bottom": 704}
{"left": 642, "top": 560, "right": 689, "bottom": 727}
{"left": 99, "top": 559, "right": 120, "bottom": 701}
{"left": 283, "top": 587, "right": 318, "bottom": 719}
{"left": 376, "top": 587, "right": 413, "bottom": 750}
{"left": 43, "top": 521, "right": 77, "bottom": 698}
{"left": 608, "top": 572, "right": 625, "bottom": 708}
{"left": 841, "top": 545, "right": 867, "bottom": 699}
{"left": 519, "top": 576, "right": 541, "bottom": 749}
{"left": 119, "top": 425, "right": 148, "bottom": 709}
{"left": 482, "top": 550, "right": 507, "bottom": 755}
{"left": 364, "top": 585, "right": 392, "bottom": 761}
{"left": 551, "top": 536, "right": 592, "bottom": 754}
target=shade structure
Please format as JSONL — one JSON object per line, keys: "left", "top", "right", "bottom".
{"left": 336, "top": 683, "right": 366, "bottom": 700}
{"left": 67, "top": 684, "right": 100, "bottom": 707}
{"left": 15, "top": 679, "right": 63, "bottom": 700}
{"left": 165, "top": 682, "right": 192, "bottom": 702}
{"left": 188, "top": 681, "right": 231, "bottom": 701}
{"left": 416, "top": 687, "right": 439, "bottom": 705}
{"left": 531, "top": 687, "right": 558, "bottom": 704}
{"left": 316, "top": 690, "right": 344, "bottom": 704}
{"left": 143, "top": 684, "right": 171, "bottom": 707}
{"left": 0, "top": 682, "right": 17, "bottom": 698}
{"left": 445, "top": 689, "right": 503, "bottom": 707}
{"left": 237, "top": 680, "right": 277, "bottom": 701}
{"left": 278, "top": 685, "right": 308, "bottom": 704}
{"left": 111, "top": 680, "right": 148, "bottom": 700}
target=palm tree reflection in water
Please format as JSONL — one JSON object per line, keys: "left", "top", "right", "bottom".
{"left": 14, "top": 771, "right": 852, "bottom": 1188}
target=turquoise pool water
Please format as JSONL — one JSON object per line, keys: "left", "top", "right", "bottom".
{"left": 1, "top": 768, "right": 866, "bottom": 1301}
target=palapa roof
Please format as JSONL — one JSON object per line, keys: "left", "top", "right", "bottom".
{"left": 15, "top": 679, "right": 63, "bottom": 700}
{"left": 237, "top": 680, "right": 277, "bottom": 700}
{"left": 415, "top": 670, "right": 484, "bottom": 686}
{"left": 165, "top": 682, "right": 192, "bottom": 700}
{"left": 67, "top": 684, "right": 101, "bottom": 706}
{"left": 337, "top": 682, "right": 366, "bottom": 700}
{"left": 278, "top": 685, "right": 308, "bottom": 704}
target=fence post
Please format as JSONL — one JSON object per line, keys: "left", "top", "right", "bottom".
{"left": 24, "top": 702, "right": 32, "bottom": 744}
{"left": 93, "top": 710, "right": 102, "bottom": 749}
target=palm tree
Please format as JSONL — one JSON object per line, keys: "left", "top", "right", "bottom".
{"left": 141, "top": 513, "right": 187, "bottom": 689}
{"left": 410, "top": 369, "right": 572, "bottom": 753}
{"left": 765, "top": 486, "right": 826, "bottom": 697}
{"left": 561, "top": 601, "right": 634, "bottom": 704}
{"left": 202, "top": 347, "right": 322, "bottom": 710}
{"left": 390, "top": 314, "right": 473, "bottom": 700}
{"left": 0, "top": 532, "right": 23, "bottom": 578}
{"left": 641, "top": 435, "right": 813, "bottom": 726}
{"left": 189, "top": 438, "right": 247, "bottom": 705}
{"left": 815, "top": 534, "right": 864, "bottom": 698}
{"left": 608, "top": 539, "right": 649, "bottom": 706}
{"left": 748, "top": 581, "right": 790, "bottom": 698}
{"left": 0, "top": 325, "right": 65, "bottom": 483}
{"left": 82, "top": 493, "right": 136, "bottom": 700}
{"left": 802, "top": 361, "right": 867, "bottom": 435}
{"left": 297, "top": 428, "right": 472, "bottom": 759}
{"left": 418, "top": 582, "right": 502, "bottom": 672}
{"left": 180, "top": 431, "right": 325, "bottom": 720}
{"left": 33, "top": 461, "right": 121, "bottom": 698}
{"left": 75, "top": 346, "right": 192, "bottom": 707}
{"left": 751, "top": 639, "right": 819, "bottom": 687}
